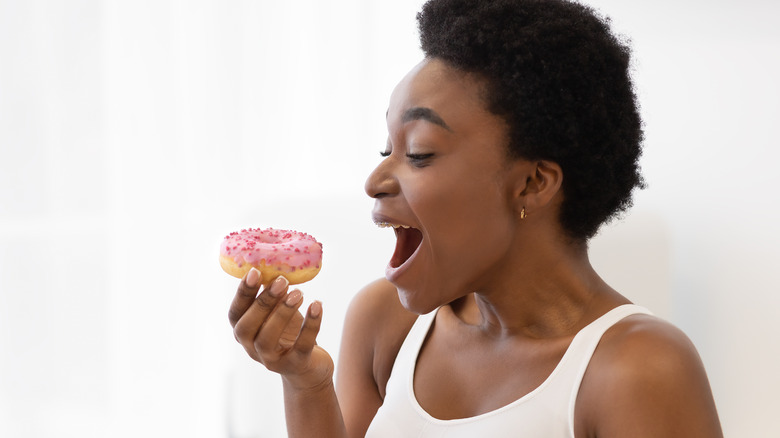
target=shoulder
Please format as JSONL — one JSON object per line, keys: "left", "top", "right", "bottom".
{"left": 342, "top": 278, "right": 419, "bottom": 352}
{"left": 596, "top": 313, "right": 700, "bottom": 375}
{"left": 343, "top": 278, "right": 420, "bottom": 395}
{"left": 345, "top": 278, "right": 414, "bottom": 326}
{"left": 335, "top": 278, "right": 419, "bottom": 436}
{"left": 576, "top": 312, "right": 723, "bottom": 437}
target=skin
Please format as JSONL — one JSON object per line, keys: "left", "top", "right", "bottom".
{"left": 228, "top": 58, "right": 723, "bottom": 437}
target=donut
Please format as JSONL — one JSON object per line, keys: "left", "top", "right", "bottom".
{"left": 219, "top": 227, "right": 323, "bottom": 286}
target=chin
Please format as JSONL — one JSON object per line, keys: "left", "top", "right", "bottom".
{"left": 392, "top": 280, "right": 448, "bottom": 316}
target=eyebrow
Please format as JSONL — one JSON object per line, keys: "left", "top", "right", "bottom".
{"left": 400, "top": 107, "right": 453, "bottom": 132}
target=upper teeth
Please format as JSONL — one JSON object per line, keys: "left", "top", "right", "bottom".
{"left": 375, "top": 222, "right": 411, "bottom": 229}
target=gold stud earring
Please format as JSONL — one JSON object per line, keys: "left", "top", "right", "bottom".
{"left": 520, "top": 207, "right": 527, "bottom": 220}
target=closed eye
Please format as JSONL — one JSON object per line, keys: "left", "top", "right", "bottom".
{"left": 406, "top": 153, "right": 434, "bottom": 166}
{"left": 379, "top": 150, "right": 391, "bottom": 157}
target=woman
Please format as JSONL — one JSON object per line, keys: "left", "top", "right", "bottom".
{"left": 228, "top": 0, "right": 723, "bottom": 436}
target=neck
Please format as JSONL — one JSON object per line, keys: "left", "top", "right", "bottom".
{"left": 451, "top": 233, "right": 623, "bottom": 340}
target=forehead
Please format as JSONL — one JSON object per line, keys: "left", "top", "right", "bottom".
{"left": 387, "top": 58, "right": 512, "bottom": 164}
{"left": 388, "top": 58, "right": 491, "bottom": 125}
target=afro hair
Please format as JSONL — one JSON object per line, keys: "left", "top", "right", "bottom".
{"left": 418, "top": 0, "right": 645, "bottom": 241}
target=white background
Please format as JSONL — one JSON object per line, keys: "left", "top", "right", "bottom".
{"left": 1, "top": 0, "right": 778, "bottom": 436}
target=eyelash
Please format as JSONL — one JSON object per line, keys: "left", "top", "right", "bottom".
{"left": 378, "top": 150, "right": 434, "bottom": 169}
{"left": 406, "top": 153, "right": 434, "bottom": 164}
{"left": 379, "top": 151, "right": 434, "bottom": 161}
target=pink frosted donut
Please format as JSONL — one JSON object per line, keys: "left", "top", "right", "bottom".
{"left": 219, "top": 227, "right": 323, "bottom": 286}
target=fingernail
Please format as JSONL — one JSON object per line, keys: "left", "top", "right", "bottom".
{"left": 269, "top": 276, "right": 288, "bottom": 297}
{"left": 285, "top": 289, "right": 302, "bottom": 306}
{"left": 246, "top": 268, "right": 260, "bottom": 287}
{"left": 310, "top": 301, "right": 322, "bottom": 318}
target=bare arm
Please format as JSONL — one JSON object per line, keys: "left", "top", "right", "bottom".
{"left": 228, "top": 268, "right": 347, "bottom": 437}
{"left": 336, "top": 279, "right": 418, "bottom": 437}
{"left": 577, "top": 315, "right": 723, "bottom": 437}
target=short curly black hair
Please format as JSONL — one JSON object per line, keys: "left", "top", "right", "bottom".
{"left": 418, "top": 0, "right": 645, "bottom": 241}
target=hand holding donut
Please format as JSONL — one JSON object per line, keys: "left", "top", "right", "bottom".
{"left": 228, "top": 267, "right": 334, "bottom": 390}
{"left": 223, "top": 227, "right": 332, "bottom": 389}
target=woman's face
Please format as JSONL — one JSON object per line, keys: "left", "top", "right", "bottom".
{"left": 365, "top": 58, "right": 525, "bottom": 313}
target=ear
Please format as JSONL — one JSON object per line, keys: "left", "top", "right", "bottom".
{"left": 512, "top": 160, "right": 563, "bottom": 217}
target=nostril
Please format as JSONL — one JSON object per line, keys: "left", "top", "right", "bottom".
{"left": 366, "top": 181, "right": 395, "bottom": 199}
{"left": 365, "top": 160, "right": 398, "bottom": 198}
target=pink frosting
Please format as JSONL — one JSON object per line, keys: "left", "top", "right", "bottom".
{"left": 220, "top": 228, "right": 323, "bottom": 273}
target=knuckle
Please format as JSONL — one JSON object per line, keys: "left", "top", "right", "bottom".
{"left": 254, "top": 338, "right": 274, "bottom": 356}
{"left": 254, "top": 292, "right": 278, "bottom": 310}
{"left": 246, "top": 349, "right": 269, "bottom": 367}
{"left": 236, "top": 282, "right": 258, "bottom": 299}
{"left": 253, "top": 332, "right": 269, "bottom": 349}
{"left": 279, "top": 339, "right": 295, "bottom": 350}
{"left": 227, "top": 308, "right": 243, "bottom": 326}
{"left": 304, "top": 317, "right": 321, "bottom": 332}
{"left": 233, "top": 323, "right": 252, "bottom": 342}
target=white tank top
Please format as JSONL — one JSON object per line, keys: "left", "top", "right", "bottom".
{"left": 365, "top": 304, "right": 652, "bottom": 437}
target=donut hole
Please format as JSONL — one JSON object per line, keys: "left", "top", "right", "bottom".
{"left": 390, "top": 227, "right": 423, "bottom": 268}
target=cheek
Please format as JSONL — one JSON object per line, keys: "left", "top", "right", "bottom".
{"left": 420, "top": 172, "right": 509, "bottom": 230}
{"left": 415, "top": 171, "right": 514, "bottom": 263}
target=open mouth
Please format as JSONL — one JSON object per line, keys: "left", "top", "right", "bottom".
{"left": 375, "top": 222, "right": 423, "bottom": 269}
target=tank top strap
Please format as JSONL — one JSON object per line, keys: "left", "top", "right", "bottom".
{"left": 557, "top": 304, "right": 654, "bottom": 435}
{"left": 392, "top": 308, "right": 438, "bottom": 374}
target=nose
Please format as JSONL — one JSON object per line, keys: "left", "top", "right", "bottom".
{"left": 364, "top": 156, "right": 399, "bottom": 199}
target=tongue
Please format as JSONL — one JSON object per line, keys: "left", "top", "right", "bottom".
{"left": 390, "top": 227, "right": 423, "bottom": 268}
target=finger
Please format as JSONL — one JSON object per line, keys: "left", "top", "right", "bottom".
{"left": 255, "top": 288, "right": 304, "bottom": 352}
{"left": 292, "top": 301, "right": 323, "bottom": 355}
{"left": 228, "top": 268, "right": 263, "bottom": 327}
{"left": 233, "top": 276, "right": 290, "bottom": 348}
